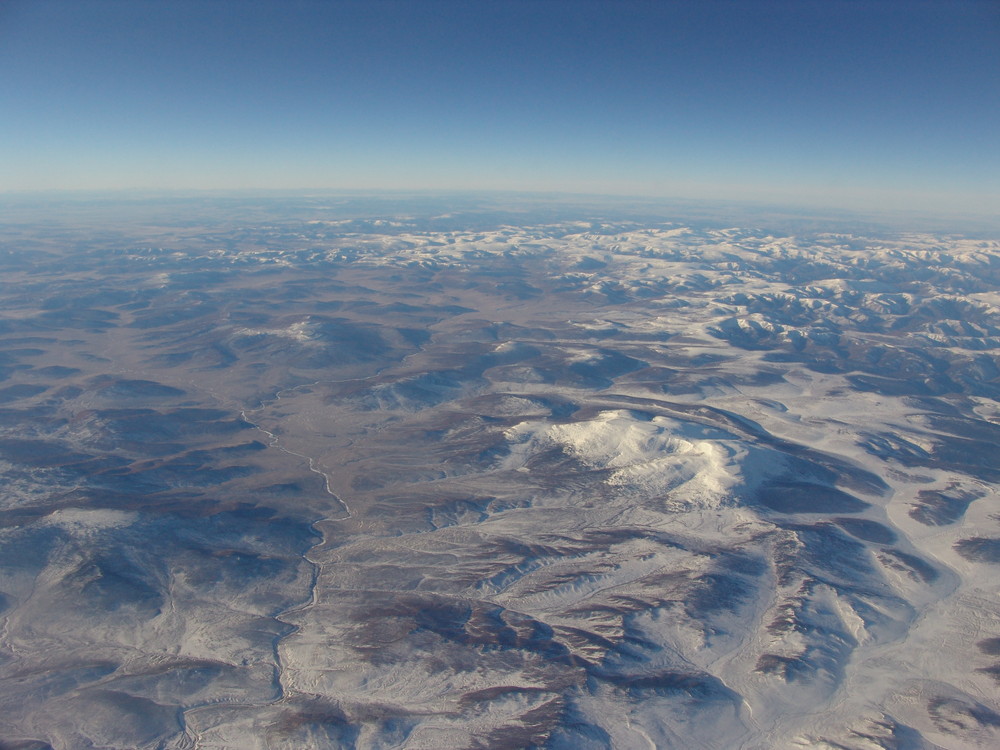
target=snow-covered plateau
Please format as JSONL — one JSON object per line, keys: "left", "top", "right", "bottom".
{"left": 0, "top": 196, "right": 997, "bottom": 749}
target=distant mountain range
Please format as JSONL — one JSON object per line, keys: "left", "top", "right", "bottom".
{"left": 0, "top": 195, "right": 997, "bottom": 749}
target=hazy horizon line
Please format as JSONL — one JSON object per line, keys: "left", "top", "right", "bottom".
{"left": 3, "top": 185, "right": 997, "bottom": 232}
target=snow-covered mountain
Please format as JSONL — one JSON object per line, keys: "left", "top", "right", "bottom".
{"left": 0, "top": 196, "right": 997, "bottom": 748}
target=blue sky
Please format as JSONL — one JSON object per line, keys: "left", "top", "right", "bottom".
{"left": 1, "top": 0, "right": 997, "bottom": 214}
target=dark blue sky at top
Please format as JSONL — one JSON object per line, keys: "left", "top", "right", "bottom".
{"left": 1, "top": 0, "right": 997, "bottom": 214}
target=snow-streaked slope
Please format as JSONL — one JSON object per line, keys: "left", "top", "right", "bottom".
{"left": 504, "top": 410, "right": 746, "bottom": 507}
{"left": 0, "top": 202, "right": 997, "bottom": 748}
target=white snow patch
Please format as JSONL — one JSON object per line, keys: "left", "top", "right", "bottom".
{"left": 236, "top": 319, "right": 317, "bottom": 343}
{"left": 505, "top": 410, "right": 743, "bottom": 506}
{"left": 43, "top": 508, "right": 137, "bottom": 534}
